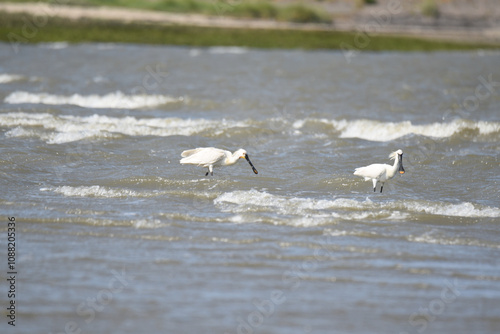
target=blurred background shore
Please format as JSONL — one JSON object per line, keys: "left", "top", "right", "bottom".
{"left": 1, "top": 0, "right": 500, "bottom": 49}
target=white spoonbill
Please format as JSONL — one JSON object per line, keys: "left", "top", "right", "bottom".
{"left": 353, "top": 149, "right": 405, "bottom": 193}
{"left": 180, "top": 147, "right": 258, "bottom": 176}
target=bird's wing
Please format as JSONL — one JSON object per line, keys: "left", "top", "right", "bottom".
{"left": 180, "top": 148, "right": 226, "bottom": 166}
{"left": 354, "top": 164, "right": 386, "bottom": 180}
{"left": 181, "top": 148, "right": 207, "bottom": 158}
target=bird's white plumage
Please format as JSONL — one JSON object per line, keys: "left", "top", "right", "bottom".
{"left": 180, "top": 147, "right": 258, "bottom": 176}
{"left": 180, "top": 148, "right": 204, "bottom": 158}
{"left": 388, "top": 150, "right": 399, "bottom": 160}
{"left": 353, "top": 149, "right": 405, "bottom": 193}
{"left": 354, "top": 164, "right": 388, "bottom": 181}
{"left": 180, "top": 147, "right": 229, "bottom": 167}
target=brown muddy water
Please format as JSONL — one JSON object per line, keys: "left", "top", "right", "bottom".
{"left": 0, "top": 43, "right": 499, "bottom": 334}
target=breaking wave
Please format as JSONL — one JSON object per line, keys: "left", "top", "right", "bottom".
{"left": 0, "top": 74, "right": 24, "bottom": 83}
{"left": 2, "top": 111, "right": 499, "bottom": 144}
{"left": 4, "top": 91, "right": 183, "bottom": 109}
{"left": 407, "top": 231, "right": 500, "bottom": 248}
{"left": 293, "top": 118, "right": 500, "bottom": 142}
{"left": 208, "top": 46, "right": 248, "bottom": 54}
{"left": 1, "top": 112, "right": 250, "bottom": 144}
{"left": 40, "top": 185, "right": 166, "bottom": 198}
{"left": 214, "top": 189, "right": 500, "bottom": 227}
{"left": 38, "top": 42, "right": 69, "bottom": 49}
{"left": 323, "top": 228, "right": 500, "bottom": 249}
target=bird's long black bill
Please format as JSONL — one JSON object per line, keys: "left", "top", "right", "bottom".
{"left": 398, "top": 156, "right": 405, "bottom": 174}
{"left": 245, "top": 155, "right": 258, "bottom": 174}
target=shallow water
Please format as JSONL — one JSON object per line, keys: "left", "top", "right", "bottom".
{"left": 0, "top": 43, "right": 499, "bottom": 334}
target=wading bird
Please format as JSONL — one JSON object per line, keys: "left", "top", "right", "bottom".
{"left": 353, "top": 149, "right": 405, "bottom": 193}
{"left": 180, "top": 147, "right": 258, "bottom": 176}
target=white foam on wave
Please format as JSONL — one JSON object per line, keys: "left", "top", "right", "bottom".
{"left": 208, "top": 46, "right": 248, "bottom": 54}
{"left": 41, "top": 185, "right": 140, "bottom": 198}
{"left": 214, "top": 190, "right": 500, "bottom": 226}
{"left": 41, "top": 185, "right": 168, "bottom": 198}
{"left": 4, "top": 91, "right": 182, "bottom": 109}
{"left": 214, "top": 190, "right": 409, "bottom": 226}
{"left": 131, "top": 219, "right": 163, "bottom": 229}
{"left": 293, "top": 118, "right": 500, "bottom": 142}
{"left": 0, "top": 74, "right": 24, "bottom": 83}
{"left": 1, "top": 112, "right": 249, "bottom": 144}
{"left": 401, "top": 201, "right": 500, "bottom": 218}
{"left": 408, "top": 231, "right": 500, "bottom": 249}
{"left": 38, "top": 42, "right": 69, "bottom": 49}
{"left": 216, "top": 189, "right": 333, "bottom": 214}
{"left": 324, "top": 227, "right": 500, "bottom": 249}
{"left": 323, "top": 228, "right": 382, "bottom": 239}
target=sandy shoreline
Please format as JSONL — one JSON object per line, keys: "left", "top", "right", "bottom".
{"left": 1, "top": 1, "right": 500, "bottom": 44}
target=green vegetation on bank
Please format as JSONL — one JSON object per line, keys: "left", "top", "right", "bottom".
{"left": 0, "top": 0, "right": 332, "bottom": 23}
{"left": 420, "top": 0, "right": 440, "bottom": 18}
{"left": 0, "top": 11, "right": 497, "bottom": 52}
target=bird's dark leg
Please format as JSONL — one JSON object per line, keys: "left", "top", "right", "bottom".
{"left": 211, "top": 171, "right": 213, "bottom": 176}
{"left": 380, "top": 185, "right": 383, "bottom": 193}
{"left": 205, "top": 171, "right": 209, "bottom": 176}
{"left": 373, "top": 187, "right": 376, "bottom": 192}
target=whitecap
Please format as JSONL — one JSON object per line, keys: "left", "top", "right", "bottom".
{"left": 132, "top": 219, "right": 163, "bottom": 229}
{"left": 40, "top": 185, "right": 169, "bottom": 198}
{"left": 5, "top": 126, "right": 40, "bottom": 139}
{"left": 214, "top": 190, "right": 500, "bottom": 227}
{"left": 293, "top": 118, "right": 500, "bottom": 142}
{"left": 41, "top": 185, "right": 141, "bottom": 198}
{"left": 400, "top": 201, "right": 500, "bottom": 218}
{"left": 0, "top": 74, "right": 24, "bottom": 83}
{"left": 4, "top": 91, "right": 183, "bottom": 109}
{"left": 38, "top": 42, "right": 69, "bottom": 49}
{"left": 208, "top": 46, "right": 248, "bottom": 54}
{"left": 1, "top": 112, "right": 250, "bottom": 144}
{"left": 214, "top": 190, "right": 407, "bottom": 227}
{"left": 408, "top": 231, "right": 500, "bottom": 249}
{"left": 189, "top": 48, "right": 201, "bottom": 57}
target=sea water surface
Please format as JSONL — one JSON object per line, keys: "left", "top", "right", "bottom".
{"left": 0, "top": 43, "right": 499, "bottom": 334}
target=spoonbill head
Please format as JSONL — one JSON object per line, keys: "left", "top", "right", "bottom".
{"left": 180, "top": 147, "right": 258, "bottom": 176}
{"left": 353, "top": 149, "right": 405, "bottom": 193}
